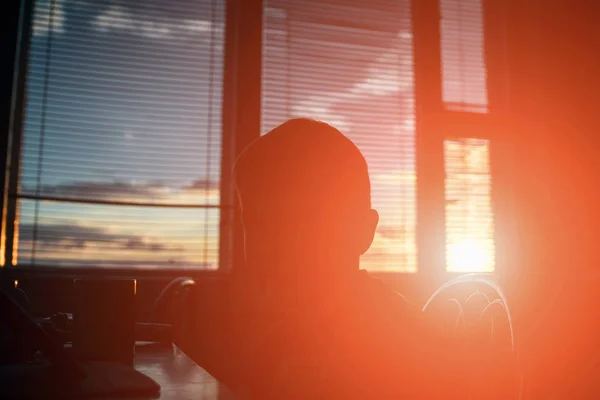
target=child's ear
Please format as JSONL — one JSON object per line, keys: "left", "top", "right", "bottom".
{"left": 355, "top": 209, "right": 379, "bottom": 255}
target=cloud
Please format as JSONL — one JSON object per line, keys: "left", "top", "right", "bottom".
{"left": 123, "top": 236, "right": 167, "bottom": 252}
{"left": 322, "top": 37, "right": 414, "bottom": 134}
{"left": 361, "top": 249, "right": 416, "bottom": 272}
{"left": 26, "top": 180, "right": 168, "bottom": 201}
{"left": 32, "top": 0, "right": 65, "bottom": 36}
{"left": 18, "top": 222, "right": 179, "bottom": 253}
{"left": 347, "top": 36, "right": 413, "bottom": 97}
{"left": 371, "top": 170, "right": 416, "bottom": 186}
{"left": 17, "top": 257, "right": 214, "bottom": 269}
{"left": 363, "top": 226, "right": 418, "bottom": 272}
{"left": 289, "top": 101, "right": 351, "bottom": 133}
{"left": 267, "top": 29, "right": 414, "bottom": 135}
{"left": 92, "top": 5, "right": 221, "bottom": 41}
{"left": 184, "top": 178, "right": 219, "bottom": 191}
{"left": 376, "top": 225, "right": 410, "bottom": 240}
{"left": 21, "top": 178, "right": 220, "bottom": 205}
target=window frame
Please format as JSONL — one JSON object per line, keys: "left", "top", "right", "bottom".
{"left": 411, "top": 0, "right": 510, "bottom": 278}
{"left": 3, "top": 0, "right": 33, "bottom": 272}
{"left": 412, "top": 0, "right": 446, "bottom": 277}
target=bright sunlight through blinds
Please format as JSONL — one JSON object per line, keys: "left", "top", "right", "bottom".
{"left": 17, "top": 0, "right": 225, "bottom": 269}
{"left": 261, "top": 0, "right": 416, "bottom": 272}
{"left": 440, "top": 0, "right": 488, "bottom": 112}
{"left": 444, "top": 139, "right": 494, "bottom": 272}
{"left": 441, "top": 0, "right": 494, "bottom": 273}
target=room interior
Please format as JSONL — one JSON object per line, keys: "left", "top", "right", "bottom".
{"left": 2, "top": 0, "right": 600, "bottom": 398}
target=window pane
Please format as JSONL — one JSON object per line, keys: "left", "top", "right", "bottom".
{"left": 17, "top": 199, "right": 219, "bottom": 269}
{"left": 261, "top": 0, "right": 416, "bottom": 272}
{"left": 444, "top": 138, "right": 494, "bottom": 272}
{"left": 440, "top": 0, "right": 488, "bottom": 112}
{"left": 18, "top": 0, "right": 225, "bottom": 268}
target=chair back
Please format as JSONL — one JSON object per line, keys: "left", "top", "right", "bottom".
{"left": 423, "top": 274, "right": 523, "bottom": 399}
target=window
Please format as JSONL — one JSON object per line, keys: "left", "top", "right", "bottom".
{"left": 444, "top": 138, "right": 494, "bottom": 272}
{"left": 440, "top": 0, "right": 495, "bottom": 272}
{"left": 4, "top": 0, "right": 502, "bottom": 274}
{"left": 14, "top": 0, "right": 226, "bottom": 269}
{"left": 440, "top": 0, "right": 488, "bottom": 112}
{"left": 262, "top": 0, "right": 417, "bottom": 272}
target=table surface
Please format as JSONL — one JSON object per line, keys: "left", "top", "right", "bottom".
{"left": 133, "top": 345, "right": 234, "bottom": 400}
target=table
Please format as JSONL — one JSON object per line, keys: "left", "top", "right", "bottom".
{"left": 134, "top": 345, "right": 235, "bottom": 400}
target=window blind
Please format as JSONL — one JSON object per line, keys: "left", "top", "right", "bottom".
{"left": 440, "top": 0, "right": 488, "bottom": 112}
{"left": 441, "top": 0, "right": 494, "bottom": 272}
{"left": 17, "top": 0, "right": 225, "bottom": 268}
{"left": 261, "top": 0, "right": 416, "bottom": 272}
{"left": 444, "top": 138, "right": 494, "bottom": 272}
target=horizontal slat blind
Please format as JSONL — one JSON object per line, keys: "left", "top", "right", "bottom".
{"left": 18, "top": 0, "right": 225, "bottom": 268}
{"left": 440, "top": 0, "right": 488, "bottom": 112}
{"left": 262, "top": 0, "right": 416, "bottom": 272}
{"left": 444, "top": 138, "right": 494, "bottom": 272}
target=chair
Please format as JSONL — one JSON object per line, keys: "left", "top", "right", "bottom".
{"left": 423, "top": 273, "right": 524, "bottom": 399}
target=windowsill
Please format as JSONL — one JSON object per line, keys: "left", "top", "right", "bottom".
{"left": 4, "top": 267, "right": 230, "bottom": 320}
{"left": 3, "top": 265, "right": 229, "bottom": 281}
{"left": 5, "top": 264, "right": 513, "bottom": 321}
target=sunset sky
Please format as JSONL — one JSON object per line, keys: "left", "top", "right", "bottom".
{"left": 16, "top": 0, "right": 493, "bottom": 272}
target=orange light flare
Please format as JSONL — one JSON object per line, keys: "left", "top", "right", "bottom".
{"left": 447, "top": 238, "right": 495, "bottom": 273}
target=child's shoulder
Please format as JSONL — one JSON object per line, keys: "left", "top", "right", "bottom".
{"left": 356, "top": 269, "right": 420, "bottom": 314}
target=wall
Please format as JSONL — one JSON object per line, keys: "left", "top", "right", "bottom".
{"left": 497, "top": 1, "right": 600, "bottom": 397}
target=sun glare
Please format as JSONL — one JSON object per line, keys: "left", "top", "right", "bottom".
{"left": 444, "top": 139, "right": 495, "bottom": 273}
{"left": 447, "top": 238, "right": 494, "bottom": 272}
